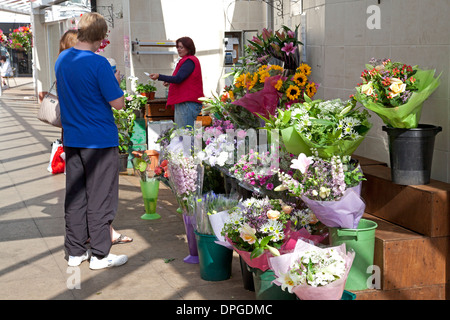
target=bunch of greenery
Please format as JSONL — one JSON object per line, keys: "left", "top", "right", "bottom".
{"left": 112, "top": 107, "right": 136, "bottom": 154}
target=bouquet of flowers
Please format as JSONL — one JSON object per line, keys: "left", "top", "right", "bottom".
{"left": 270, "top": 240, "right": 355, "bottom": 300}
{"left": 124, "top": 93, "right": 148, "bottom": 111}
{"left": 354, "top": 58, "right": 441, "bottom": 128}
{"left": 221, "top": 197, "right": 301, "bottom": 271}
{"left": 271, "top": 95, "right": 372, "bottom": 157}
{"left": 133, "top": 152, "right": 168, "bottom": 183}
{"left": 166, "top": 150, "right": 203, "bottom": 215}
{"left": 197, "top": 119, "right": 246, "bottom": 167}
{"left": 247, "top": 25, "right": 302, "bottom": 71}
{"left": 5, "top": 25, "right": 32, "bottom": 52}
{"left": 220, "top": 63, "right": 317, "bottom": 124}
{"left": 231, "top": 149, "right": 277, "bottom": 190}
{"left": 193, "top": 192, "right": 240, "bottom": 236}
{"left": 0, "top": 29, "right": 7, "bottom": 43}
{"left": 286, "top": 206, "right": 328, "bottom": 246}
{"left": 276, "top": 153, "right": 366, "bottom": 229}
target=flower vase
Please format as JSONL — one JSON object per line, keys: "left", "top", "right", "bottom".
{"left": 139, "top": 178, "right": 161, "bottom": 220}
{"left": 182, "top": 213, "right": 199, "bottom": 264}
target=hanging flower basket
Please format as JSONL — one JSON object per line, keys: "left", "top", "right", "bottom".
{"left": 5, "top": 25, "right": 32, "bottom": 52}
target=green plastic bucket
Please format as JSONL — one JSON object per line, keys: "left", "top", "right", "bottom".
{"left": 194, "top": 231, "right": 233, "bottom": 281}
{"left": 329, "top": 218, "right": 378, "bottom": 291}
{"left": 252, "top": 269, "right": 296, "bottom": 300}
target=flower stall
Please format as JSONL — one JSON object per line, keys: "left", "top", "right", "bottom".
{"left": 139, "top": 25, "right": 441, "bottom": 300}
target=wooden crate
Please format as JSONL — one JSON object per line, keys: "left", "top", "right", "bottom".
{"left": 361, "top": 165, "right": 450, "bottom": 237}
{"left": 351, "top": 214, "right": 449, "bottom": 300}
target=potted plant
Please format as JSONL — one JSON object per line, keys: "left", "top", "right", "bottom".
{"left": 124, "top": 93, "right": 148, "bottom": 118}
{"left": 133, "top": 151, "right": 168, "bottom": 220}
{"left": 135, "top": 81, "right": 157, "bottom": 100}
{"left": 354, "top": 58, "right": 442, "bottom": 185}
{"left": 112, "top": 107, "right": 136, "bottom": 172}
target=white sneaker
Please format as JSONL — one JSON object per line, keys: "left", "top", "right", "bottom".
{"left": 68, "top": 249, "right": 91, "bottom": 267}
{"left": 89, "top": 253, "right": 128, "bottom": 270}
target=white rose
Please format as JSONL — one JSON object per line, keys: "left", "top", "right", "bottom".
{"left": 389, "top": 78, "right": 406, "bottom": 97}
{"left": 361, "top": 81, "right": 374, "bottom": 96}
{"left": 267, "top": 209, "right": 281, "bottom": 220}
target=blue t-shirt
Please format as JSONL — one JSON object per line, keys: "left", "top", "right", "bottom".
{"left": 55, "top": 47, "right": 124, "bottom": 148}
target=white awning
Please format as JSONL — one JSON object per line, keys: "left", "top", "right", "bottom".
{"left": 0, "top": 0, "right": 70, "bottom": 15}
{"left": 0, "top": 0, "right": 31, "bottom": 15}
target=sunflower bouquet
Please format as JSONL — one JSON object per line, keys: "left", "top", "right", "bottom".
{"left": 276, "top": 63, "right": 318, "bottom": 106}
{"left": 220, "top": 62, "right": 317, "bottom": 123}
{"left": 354, "top": 58, "right": 441, "bottom": 128}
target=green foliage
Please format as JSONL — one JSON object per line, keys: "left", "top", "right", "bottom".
{"left": 112, "top": 107, "right": 136, "bottom": 154}
{"left": 135, "top": 81, "right": 157, "bottom": 93}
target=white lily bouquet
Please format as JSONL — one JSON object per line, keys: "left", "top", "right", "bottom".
{"left": 270, "top": 239, "right": 355, "bottom": 300}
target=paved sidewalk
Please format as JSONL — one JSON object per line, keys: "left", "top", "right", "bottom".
{"left": 0, "top": 78, "right": 254, "bottom": 300}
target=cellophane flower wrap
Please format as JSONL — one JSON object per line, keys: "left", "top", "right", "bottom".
{"left": 276, "top": 152, "right": 366, "bottom": 229}
{"left": 193, "top": 191, "right": 240, "bottom": 237}
{"left": 354, "top": 58, "right": 441, "bottom": 128}
{"left": 166, "top": 149, "right": 203, "bottom": 215}
{"left": 279, "top": 96, "right": 372, "bottom": 157}
{"left": 221, "top": 197, "right": 303, "bottom": 271}
{"left": 269, "top": 240, "right": 355, "bottom": 300}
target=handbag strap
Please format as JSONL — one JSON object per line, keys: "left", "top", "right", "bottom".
{"left": 47, "top": 81, "right": 57, "bottom": 96}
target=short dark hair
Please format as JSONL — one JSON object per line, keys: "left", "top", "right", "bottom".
{"left": 0, "top": 56, "right": 6, "bottom": 62}
{"left": 176, "top": 37, "right": 196, "bottom": 55}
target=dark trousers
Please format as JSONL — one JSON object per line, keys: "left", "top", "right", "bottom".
{"left": 64, "top": 146, "right": 119, "bottom": 258}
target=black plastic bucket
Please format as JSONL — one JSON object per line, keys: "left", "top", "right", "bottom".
{"left": 382, "top": 124, "right": 442, "bottom": 185}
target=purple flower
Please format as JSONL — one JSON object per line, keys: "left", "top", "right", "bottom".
{"left": 281, "top": 42, "right": 296, "bottom": 56}
{"left": 266, "top": 183, "right": 274, "bottom": 190}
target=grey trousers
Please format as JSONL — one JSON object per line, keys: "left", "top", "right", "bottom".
{"left": 64, "top": 146, "right": 119, "bottom": 259}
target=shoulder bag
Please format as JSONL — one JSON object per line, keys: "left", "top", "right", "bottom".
{"left": 37, "top": 81, "right": 62, "bottom": 128}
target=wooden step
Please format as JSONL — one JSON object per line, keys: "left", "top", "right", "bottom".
{"left": 360, "top": 164, "right": 450, "bottom": 237}
{"left": 350, "top": 214, "right": 449, "bottom": 300}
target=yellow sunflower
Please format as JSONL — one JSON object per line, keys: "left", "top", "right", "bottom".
{"left": 247, "top": 73, "right": 258, "bottom": 90}
{"left": 268, "top": 64, "right": 283, "bottom": 72}
{"left": 297, "top": 63, "right": 312, "bottom": 76}
{"left": 258, "top": 65, "right": 269, "bottom": 72}
{"left": 234, "top": 73, "right": 246, "bottom": 88}
{"left": 274, "top": 78, "right": 283, "bottom": 91}
{"left": 259, "top": 71, "right": 270, "bottom": 83}
{"left": 286, "top": 84, "right": 301, "bottom": 100}
{"left": 305, "top": 82, "right": 317, "bottom": 98}
{"left": 292, "top": 72, "right": 308, "bottom": 87}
